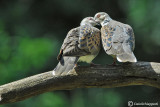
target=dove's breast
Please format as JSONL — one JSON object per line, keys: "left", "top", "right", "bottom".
{"left": 78, "top": 55, "right": 96, "bottom": 63}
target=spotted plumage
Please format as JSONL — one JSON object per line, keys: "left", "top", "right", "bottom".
{"left": 60, "top": 25, "right": 100, "bottom": 57}
{"left": 53, "top": 17, "right": 101, "bottom": 75}
{"left": 79, "top": 25, "right": 100, "bottom": 54}
{"left": 101, "top": 21, "right": 135, "bottom": 56}
{"left": 94, "top": 12, "right": 137, "bottom": 63}
{"left": 101, "top": 25, "right": 115, "bottom": 51}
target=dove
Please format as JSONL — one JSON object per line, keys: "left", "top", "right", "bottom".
{"left": 94, "top": 12, "right": 137, "bottom": 65}
{"left": 52, "top": 17, "right": 101, "bottom": 75}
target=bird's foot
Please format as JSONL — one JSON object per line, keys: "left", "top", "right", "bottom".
{"left": 107, "top": 62, "right": 118, "bottom": 66}
{"left": 107, "top": 57, "right": 118, "bottom": 66}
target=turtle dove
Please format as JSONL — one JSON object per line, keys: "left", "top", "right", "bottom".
{"left": 94, "top": 12, "right": 137, "bottom": 65}
{"left": 52, "top": 17, "right": 101, "bottom": 75}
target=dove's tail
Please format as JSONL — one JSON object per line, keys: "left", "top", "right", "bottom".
{"left": 52, "top": 56, "right": 79, "bottom": 75}
{"left": 117, "top": 52, "right": 137, "bottom": 62}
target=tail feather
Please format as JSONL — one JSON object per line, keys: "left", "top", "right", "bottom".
{"left": 52, "top": 56, "right": 79, "bottom": 75}
{"left": 117, "top": 52, "right": 137, "bottom": 62}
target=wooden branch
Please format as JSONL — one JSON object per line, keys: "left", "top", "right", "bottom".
{"left": 0, "top": 61, "right": 160, "bottom": 104}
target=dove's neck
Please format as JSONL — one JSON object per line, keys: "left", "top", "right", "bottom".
{"left": 101, "top": 17, "right": 112, "bottom": 26}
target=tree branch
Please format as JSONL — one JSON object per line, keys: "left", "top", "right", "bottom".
{"left": 0, "top": 61, "right": 160, "bottom": 104}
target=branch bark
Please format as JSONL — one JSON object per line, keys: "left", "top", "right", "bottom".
{"left": 0, "top": 61, "right": 160, "bottom": 104}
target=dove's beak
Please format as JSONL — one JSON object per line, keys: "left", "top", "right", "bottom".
{"left": 95, "top": 22, "right": 100, "bottom": 26}
{"left": 94, "top": 18, "right": 100, "bottom": 24}
{"left": 94, "top": 21, "right": 101, "bottom": 29}
{"left": 93, "top": 19, "right": 100, "bottom": 25}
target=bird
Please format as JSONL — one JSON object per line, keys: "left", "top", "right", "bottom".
{"left": 94, "top": 12, "right": 137, "bottom": 65}
{"left": 52, "top": 17, "right": 101, "bottom": 75}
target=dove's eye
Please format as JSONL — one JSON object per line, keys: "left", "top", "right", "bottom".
{"left": 97, "top": 14, "right": 101, "bottom": 18}
{"left": 89, "top": 18, "right": 94, "bottom": 21}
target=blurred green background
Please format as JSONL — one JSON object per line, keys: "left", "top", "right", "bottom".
{"left": 0, "top": 0, "right": 160, "bottom": 107}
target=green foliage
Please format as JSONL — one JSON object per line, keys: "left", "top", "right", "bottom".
{"left": 128, "top": 0, "right": 160, "bottom": 46}
{"left": 3, "top": 92, "right": 68, "bottom": 107}
{"left": 104, "top": 91, "right": 122, "bottom": 107}
{"left": 0, "top": 0, "right": 160, "bottom": 106}
{"left": 0, "top": 34, "right": 57, "bottom": 84}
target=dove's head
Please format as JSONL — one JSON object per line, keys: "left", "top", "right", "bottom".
{"left": 94, "top": 12, "right": 112, "bottom": 25}
{"left": 80, "top": 17, "right": 99, "bottom": 26}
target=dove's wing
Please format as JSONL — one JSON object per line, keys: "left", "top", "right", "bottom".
{"left": 54, "top": 25, "right": 101, "bottom": 75}
{"left": 57, "top": 25, "right": 100, "bottom": 60}
{"left": 125, "top": 25, "right": 135, "bottom": 51}
{"left": 79, "top": 25, "right": 101, "bottom": 55}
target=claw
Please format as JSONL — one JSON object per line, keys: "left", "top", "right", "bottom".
{"left": 107, "top": 57, "right": 118, "bottom": 66}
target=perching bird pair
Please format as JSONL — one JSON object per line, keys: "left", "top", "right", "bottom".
{"left": 52, "top": 12, "right": 137, "bottom": 75}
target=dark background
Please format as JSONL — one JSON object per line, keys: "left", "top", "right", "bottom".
{"left": 0, "top": 0, "right": 160, "bottom": 107}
